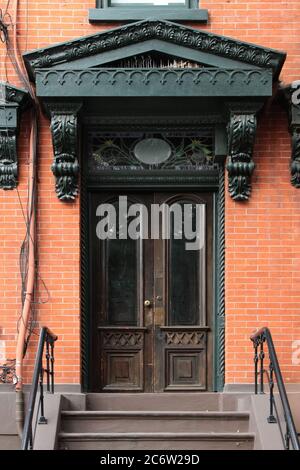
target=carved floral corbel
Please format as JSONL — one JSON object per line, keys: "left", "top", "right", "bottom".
{"left": 226, "top": 103, "right": 263, "bottom": 201}
{"left": 226, "top": 113, "right": 256, "bottom": 201}
{"left": 282, "top": 84, "right": 300, "bottom": 188}
{"left": 290, "top": 126, "right": 300, "bottom": 187}
{"left": 0, "top": 83, "right": 29, "bottom": 190}
{"left": 0, "top": 131, "right": 17, "bottom": 189}
{"left": 48, "top": 103, "right": 82, "bottom": 201}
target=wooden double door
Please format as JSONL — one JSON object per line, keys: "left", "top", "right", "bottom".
{"left": 89, "top": 191, "right": 213, "bottom": 392}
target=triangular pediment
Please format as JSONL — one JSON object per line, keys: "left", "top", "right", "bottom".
{"left": 24, "top": 18, "right": 286, "bottom": 80}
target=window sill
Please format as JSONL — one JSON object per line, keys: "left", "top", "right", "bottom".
{"left": 88, "top": 8, "right": 208, "bottom": 23}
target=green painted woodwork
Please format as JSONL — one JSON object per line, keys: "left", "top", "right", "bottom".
{"left": 282, "top": 84, "right": 300, "bottom": 188}
{"left": 81, "top": 170, "right": 225, "bottom": 392}
{"left": 22, "top": 18, "right": 286, "bottom": 201}
{"left": 88, "top": 129, "right": 214, "bottom": 171}
{"left": 0, "top": 82, "right": 29, "bottom": 109}
{"left": 16, "top": 17, "right": 287, "bottom": 392}
{"left": 225, "top": 101, "right": 264, "bottom": 201}
{"left": 23, "top": 19, "right": 285, "bottom": 80}
{"left": 35, "top": 68, "right": 273, "bottom": 98}
{"left": 0, "top": 82, "right": 30, "bottom": 190}
{"left": 214, "top": 168, "right": 225, "bottom": 391}
{"left": 48, "top": 102, "right": 82, "bottom": 201}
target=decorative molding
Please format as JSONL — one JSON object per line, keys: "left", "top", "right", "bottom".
{"left": 226, "top": 111, "right": 257, "bottom": 201}
{"left": 88, "top": 130, "right": 214, "bottom": 172}
{"left": 0, "top": 82, "right": 30, "bottom": 190}
{"left": 166, "top": 331, "right": 205, "bottom": 346}
{"left": 281, "top": 84, "right": 300, "bottom": 188}
{"left": 83, "top": 115, "right": 227, "bottom": 127}
{"left": 0, "top": 131, "right": 17, "bottom": 189}
{"left": 80, "top": 163, "right": 89, "bottom": 391}
{"left": 102, "top": 331, "right": 144, "bottom": 349}
{"left": 80, "top": 136, "right": 225, "bottom": 392}
{"left": 216, "top": 166, "right": 225, "bottom": 391}
{"left": 35, "top": 68, "right": 273, "bottom": 98}
{"left": 23, "top": 19, "right": 285, "bottom": 80}
{"left": 0, "top": 82, "right": 29, "bottom": 107}
{"left": 290, "top": 127, "right": 300, "bottom": 187}
{"left": 87, "top": 171, "right": 220, "bottom": 189}
{"left": 48, "top": 103, "right": 82, "bottom": 201}
{"left": 3, "top": 83, "right": 29, "bottom": 107}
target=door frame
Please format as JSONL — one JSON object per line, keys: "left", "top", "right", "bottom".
{"left": 80, "top": 124, "right": 226, "bottom": 393}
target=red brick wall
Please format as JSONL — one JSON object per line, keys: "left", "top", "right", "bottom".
{"left": 0, "top": 1, "right": 299, "bottom": 385}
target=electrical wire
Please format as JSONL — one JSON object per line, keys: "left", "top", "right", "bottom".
{"left": 1, "top": 0, "right": 50, "bottom": 363}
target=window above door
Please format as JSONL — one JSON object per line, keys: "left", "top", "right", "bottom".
{"left": 89, "top": 0, "right": 208, "bottom": 23}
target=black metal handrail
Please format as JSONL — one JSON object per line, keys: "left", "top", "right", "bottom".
{"left": 250, "top": 327, "right": 300, "bottom": 450}
{"left": 21, "top": 327, "right": 58, "bottom": 450}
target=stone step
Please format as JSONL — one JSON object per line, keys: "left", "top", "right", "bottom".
{"left": 58, "top": 431, "right": 255, "bottom": 450}
{"left": 61, "top": 410, "right": 250, "bottom": 433}
{"left": 0, "top": 435, "right": 21, "bottom": 450}
{"left": 86, "top": 393, "right": 238, "bottom": 412}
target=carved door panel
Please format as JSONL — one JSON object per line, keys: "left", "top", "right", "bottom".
{"left": 89, "top": 191, "right": 213, "bottom": 392}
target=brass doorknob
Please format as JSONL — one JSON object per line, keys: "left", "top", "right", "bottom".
{"left": 144, "top": 300, "right": 151, "bottom": 307}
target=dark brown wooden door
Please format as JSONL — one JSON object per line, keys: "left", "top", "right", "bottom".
{"left": 89, "top": 191, "right": 213, "bottom": 392}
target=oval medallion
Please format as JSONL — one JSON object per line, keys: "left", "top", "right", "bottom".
{"left": 133, "top": 138, "right": 172, "bottom": 165}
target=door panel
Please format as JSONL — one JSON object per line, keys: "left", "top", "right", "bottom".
{"left": 89, "top": 191, "right": 213, "bottom": 392}
{"left": 99, "top": 327, "right": 146, "bottom": 391}
{"left": 153, "top": 193, "right": 212, "bottom": 391}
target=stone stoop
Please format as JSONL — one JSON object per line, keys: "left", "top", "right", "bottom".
{"left": 57, "top": 393, "right": 255, "bottom": 450}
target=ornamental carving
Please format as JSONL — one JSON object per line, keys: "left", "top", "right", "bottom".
{"left": 281, "top": 84, "right": 300, "bottom": 188}
{"left": 35, "top": 68, "right": 272, "bottom": 99}
{"left": 0, "top": 132, "right": 17, "bottom": 189}
{"left": 166, "top": 331, "right": 205, "bottom": 346}
{"left": 88, "top": 129, "right": 214, "bottom": 172}
{"left": 227, "top": 112, "right": 257, "bottom": 201}
{"left": 290, "top": 127, "right": 300, "bottom": 187}
{"left": 102, "top": 331, "right": 144, "bottom": 349}
{"left": 24, "top": 19, "right": 284, "bottom": 77}
{"left": 49, "top": 103, "right": 82, "bottom": 201}
{"left": 0, "top": 82, "right": 29, "bottom": 190}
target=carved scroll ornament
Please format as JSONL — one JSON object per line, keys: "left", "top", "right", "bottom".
{"left": 227, "top": 112, "right": 257, "bottom": 201}
{"left": 49, "top": 103, "right": 82, "bottom": 201}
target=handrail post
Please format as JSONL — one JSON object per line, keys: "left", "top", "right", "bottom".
{"left": 259, "top": 338, "right": 265, "bottom": 394}
{"left": 45, "top": 337, "right": 50, "bottom": 393}
{"left": 285, "top": 426, "right": 290, "bottom": 450}
{"left": 50, "top": 341, "right": 55, "bottom": 394}
{"left": 38, "top": 364, "right": 47, "bottom": 425}
{"left": 267, "top": 360, "right": 277, "bottom": 423}
{"left": 254, "top": 342, "right": 258, "bottom": 395}
{"left": 28, "top": 426, "right": 33, "bottom": 450}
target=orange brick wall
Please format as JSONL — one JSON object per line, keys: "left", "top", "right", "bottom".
{"left": 0, "top": 1, "right": 299, "bottom": 386}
